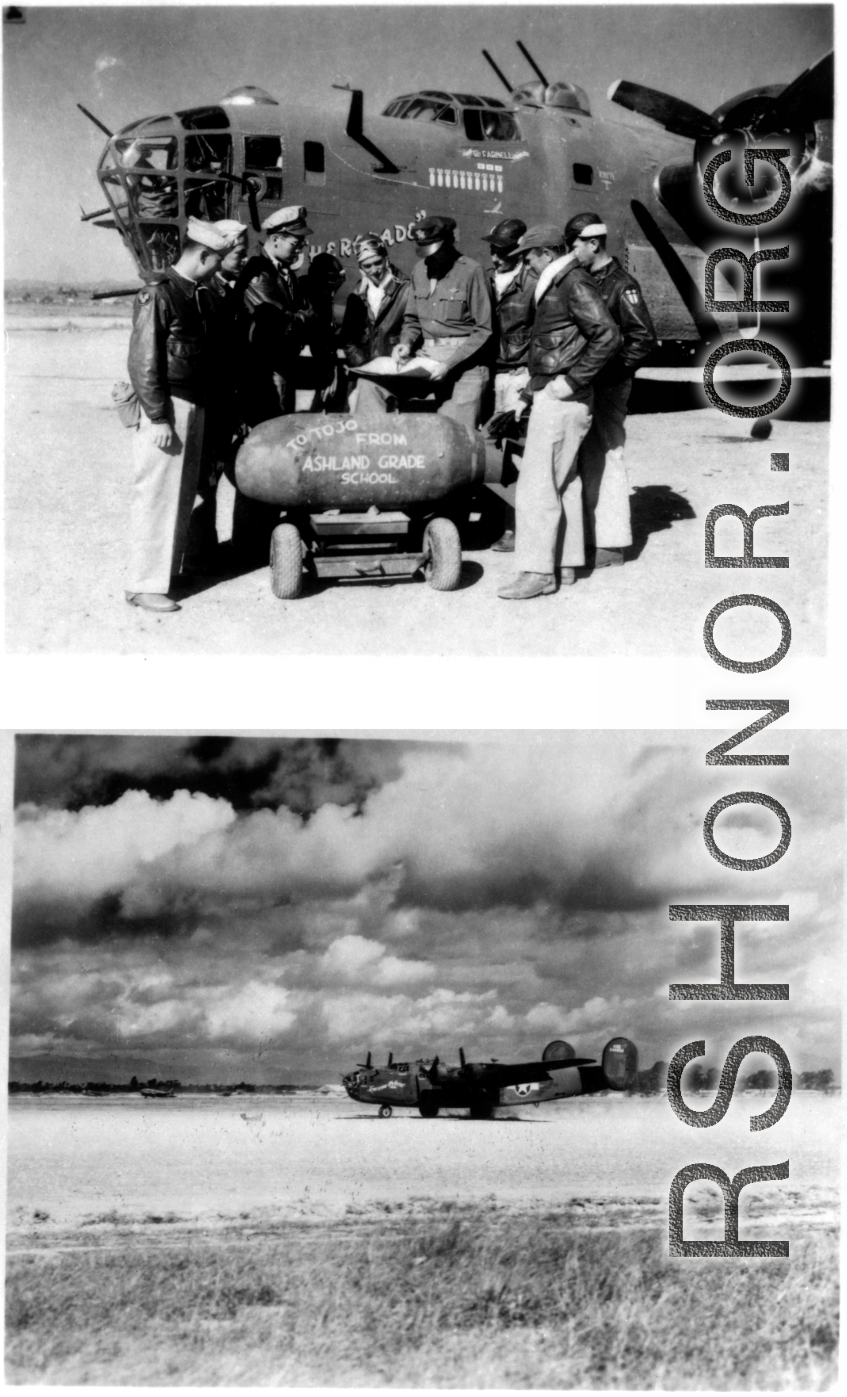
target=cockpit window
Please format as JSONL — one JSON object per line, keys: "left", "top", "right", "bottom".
{"left": 462, "top": 108, "right": 521, "bottom": 141}
{"left": 382, "top": 95, "right": 456, "bottom": 125}
{"left": 405, "top": 96, "right": 457, "bottom": 125}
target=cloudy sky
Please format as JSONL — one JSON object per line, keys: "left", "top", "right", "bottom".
{"left": 10, "top": 732, "right": 841, "bottom": 1085}
{"left": 4, "top": 3, "right": 832, "bottom": 282}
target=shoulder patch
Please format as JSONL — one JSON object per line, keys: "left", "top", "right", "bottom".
{"left": 137, "top": 289, "right": 151, "bottom": 305}
{"left": 624, "top": 287, "right": 640, "bottom": 305}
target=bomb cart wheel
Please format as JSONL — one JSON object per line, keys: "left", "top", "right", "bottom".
{"left": 270, "top": 523, "right": 304, "bottom": 599}
{"left": 422, "top": 517, "right": 462, "bottom": 592}
{"left": 378, "top": 1104, "right": 393, "bottom": 1119}
{"left": 418, "top": 1094, "right": 440, "bottom": 1118}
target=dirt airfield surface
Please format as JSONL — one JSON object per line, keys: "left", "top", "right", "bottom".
{"left": 5, "top": 320, "right": 828, "bottom": 656}
{"left": 8, "top": 1091, "right": 839, "bottom": 1232}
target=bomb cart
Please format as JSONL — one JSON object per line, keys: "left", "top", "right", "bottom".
{"left": 234, "top": 411, "right": 503, "bottom": 599}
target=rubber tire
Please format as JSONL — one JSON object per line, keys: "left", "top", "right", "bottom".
{"left": 418, "top": 1094, "right": 440, "bottom": 1118}
{"left": 423, "top": 517, "right": 462, "bottom": 592}
{"left": 378, "top": 1105, "right": 393, "bottom": 1119}
{"left": 270, "top": 523, "right": 304, "bottom": 599}
{"left": 469, "top": 1099, "right": 494, "bottom": 1120}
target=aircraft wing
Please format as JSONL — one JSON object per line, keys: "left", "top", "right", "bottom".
{"left": 481, "top": 1057, "right": 595, "bottom": 1089}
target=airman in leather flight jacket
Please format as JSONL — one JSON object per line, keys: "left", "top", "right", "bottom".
{"left": 489, "top": 262, "right": 538, "bottom": 370}
{"left": 341, "top": 268, "right": 411, "bottom": 367}
{"left": 527, "top": 259, "right": 621, "bottom": 398}
{"left": 127, "top": 268, "right": 207, "bottom": 424}
{"left": 590, "top": 256, "right": 657, "bottom": 386}
{"left": 238, "top": 249, "right": 316, "bottom": 369}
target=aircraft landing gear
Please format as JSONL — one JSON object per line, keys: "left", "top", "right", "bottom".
{"left": 378, "top": 1104, "right": 393, "bottom": 1119}
{"left": 418, "top": 1094, "right": 440, "bottom": 1118}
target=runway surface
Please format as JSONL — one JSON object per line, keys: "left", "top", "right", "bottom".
{"left": 5, "top": 322, "right": 828, "bottom": 656}
{"left": 7, "top": 1092, "right": 839, "bottom": 1232}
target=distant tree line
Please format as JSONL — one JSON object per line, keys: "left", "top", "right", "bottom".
{"left": 8, "top": 1078, "right": 322, "bottom": 1095}
{"left": 625, "top": 1062, "right": 837, "bottom": 1095}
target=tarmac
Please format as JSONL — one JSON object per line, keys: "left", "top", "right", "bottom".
{"left": 4, "top": 319, "right": 829, "bottom": 656}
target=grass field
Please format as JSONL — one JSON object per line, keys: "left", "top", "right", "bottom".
{"left": 6, "top": 1198, "right": 839, "bottom": 1388}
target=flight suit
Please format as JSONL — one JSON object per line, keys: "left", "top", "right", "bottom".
{"left": 396, "top": 253, "right": 493, "bottom": 431}
{"left": 577, "top": 256, "right": 657, "bottom": 551}
{"left": 126, "top": 268, "right": 209, "bottom": 595}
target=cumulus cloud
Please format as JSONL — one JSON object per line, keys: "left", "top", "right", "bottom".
{"left": 10, "top": 735, "right": 842, "bottom": 1081}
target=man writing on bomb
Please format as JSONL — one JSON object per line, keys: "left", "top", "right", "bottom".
{"left": 391, "top": 214, "right": 492, "bottom": 431}
{"left": 497, "top": 224, "right": 620, "bottom": 601}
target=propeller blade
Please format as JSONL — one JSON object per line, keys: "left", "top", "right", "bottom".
{"left": 608, "top": 79, "right": 720, "bottom": 142}
{"left": 629, "top": 198, "right": 722, "bottom": 343}
{"left": 459, "top": 1047, "right": 466, "bottom": 1070}
{"left": 387, "top": 1052, "right": 393, "bottom": 1067}
{"left": 766, "top": 50, "right": 833, "bottom": 132}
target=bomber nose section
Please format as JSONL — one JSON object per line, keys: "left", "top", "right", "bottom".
{"left": 341, "top": 1072, "right": 362, "bottom": 1101}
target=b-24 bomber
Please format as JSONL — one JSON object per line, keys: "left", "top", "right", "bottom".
{"left": 342, "top": 1037, "right": 638, "bottom": 1118}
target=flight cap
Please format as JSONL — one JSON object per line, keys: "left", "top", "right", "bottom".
{"left": 354, "top": 232, "right": 388, "bottom": 263}
{"left": 565, "top": 211, "right": 607, "bottom": 243}
{"left": 185, "top": 217, "right": 239, "bottom": 251}
{"left": 212, "top": 218, "right": 248, "bottom": 240}
{"left": 262, "top": 205, "right": 313, "bottom": 236}
{"left": 409, "top": 214, "right": 456, "bottom": 244}
{"left": 482, "top": 217, "right": 526, "bottom": 252}
{"left": 517, "top": 223, "right": 566, "bottom": 252}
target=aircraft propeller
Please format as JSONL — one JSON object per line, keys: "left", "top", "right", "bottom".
{"left": 356, "top": 1051, "right": 373, "bottom": 1070}
{"left": 609, "top": 51, "right": 832, "bottom": 146}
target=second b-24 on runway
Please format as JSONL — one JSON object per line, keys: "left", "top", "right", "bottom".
{"left": 342, "top": 1036, "right": 638, "bottom": 1118}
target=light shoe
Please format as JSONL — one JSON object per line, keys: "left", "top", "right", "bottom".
{"left": 593, "top": 548, "right": 625, "bottom": 568}
{"left": 498, "top": 571, "right": 556, "bottom": 600}
{"left": 559, "top": 567, "right": 577, "bottom": 586}
{"left": 491, "top": 529, "right": 515, "bottom": 553}
{"left": 125, "top": 592, "right": 181, "bottom": 613}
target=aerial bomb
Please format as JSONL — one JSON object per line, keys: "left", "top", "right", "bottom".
{"left": 235, "top": 413, "right": 495, "bottom": 510}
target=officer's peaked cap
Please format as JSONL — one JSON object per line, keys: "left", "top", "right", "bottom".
{"left": 409, "top": 214, "right": 456, "bottom": 244}
{"left": 262, "top": 205, "right": 313, "bottom": 236}
{"left": 516, "top": 223, "right": 566, "bottom": 253}
{"left": 482, "top": 218, "right": 526, "bottom": 251}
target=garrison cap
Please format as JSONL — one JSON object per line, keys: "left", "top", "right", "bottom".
{"left": 482, "top": 217, "right": 527, "bottom": 252}
{"left": 516, "top": 223, "right": 566, "bottom": 253}
{"left": 212, "top": 218, "right": 248, "bottom": 240}
{"left": 565, "top": 211, "right": 607, "bottom": 244}
{"left": 261, "top": 204, "right": 313, "bottom": 236}
{"left": 185, "top": 217, "right": 239, "bottom": 251}
{"left": 409, "top": 214, "right": 456, "bottom": 244}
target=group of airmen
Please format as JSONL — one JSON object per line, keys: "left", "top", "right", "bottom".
{"left": 124, "top": 201, "right": 656, "bottom": 612}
